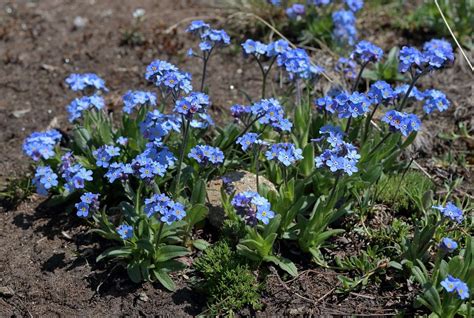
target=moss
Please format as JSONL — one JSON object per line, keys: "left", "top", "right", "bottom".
{"left": 374, "top": 170, "right": 433, "bottom": 212}
{"left": 194, "top": 240, "right": 262, "bottom": 315}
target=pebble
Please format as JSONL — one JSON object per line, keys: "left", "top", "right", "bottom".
{"left": 0, "top": 286, "right": 15, "bottom": 298}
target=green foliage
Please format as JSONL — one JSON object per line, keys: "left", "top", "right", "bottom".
{"left": 395, "top": 0, "right": 473, "bottom": 49}
{"left": 362, "top": 47, "right": 406, "bottom": 82}
{"left": 0, "top": 175, "right": 34, "bottom": 210}
{"left": 194, "top": 240, "right": 262, "bottom": 315}
{"left": 374, "top": 170, "right": 434, "bottom": 212}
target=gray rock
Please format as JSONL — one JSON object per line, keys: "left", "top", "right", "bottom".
{"left": 206, "top": 170, "right": 276, "bottom": 228}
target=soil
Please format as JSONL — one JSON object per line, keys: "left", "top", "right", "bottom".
{"left": 0, "top": 0, "right": 472, "bottom": 316}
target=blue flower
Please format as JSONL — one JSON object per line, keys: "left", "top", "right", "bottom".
{"left": 145, "top": 60, "right": 192, "bottom": 94}
{"left": 140, "top": 110, "right": 181, "bottom": 142}
{"left": 186, "top": 20, "right": 210, "bottom": 34}
{"left": 423, "top": 89, "right": 450, "bottom": 114}
{"left": 315, "top": 96, "right": 336, "bottom": 113}
{"left": 105, "top": 162, "right": 131, "bottom": 183}
{"left": 394, "top": 84, "right": 425, "bottom": 101}
{"left": 75, "top": 192, "right": 99, "bottom": 217}
{"left": 309, "top": 0, "right": 331, "bottom": 5}
{"left": 230, "top": 104, "right": 251, "bottom": 118}
{"left": 277, "top": 47, "right": 324, "bottom": 80}
{"left": 122, "top": 90, "right": 157, "bottom": 114}
{"left": 441, "top": 276, "right": 470, "bottom": 300}
{"left": 61, "top": 163, "right": 92, "bottom": 192}
{"left": 432, "top": 201, "right": 463, "bottom": 223}
{"left": 314, "top": 129, "right": 360, "bottom": 176}
{"left": 190, "top": 113, "right": 215, "bottom": 129}
{"left": 332, "top": 10, "right": 357, "bottom": 46}
{"left": 32, "top": 166, "right": 58, "bottom": 195}
{"left": 265, "top": 143, "right": 303, "bottom": 166}
{"left": 423, "top": 39, "right": 454, "bottom": 70}
{"left": 231, "top": 191, "right": 275, "bottom": 225}
{"left": 242, "top": 39, "right": 268, "bottom": 56}
{"left": 23, "top": 130, "right": 61, "bottom": 162}
{"left": 117, "top": 224, "right": 133, "bottom": 239}
{"left": 399, "top": 46, "right": 425, "bottom": 73}
{"left": 266, "top": 40, "right": 290, "bottom": 57}
{"left": 144, "top": 193, "right": 186, "bottom": 224}
{"left": 439, "top": 237, "right": 458, "bottom": 253}
{"left": 174, "top": 92, "right": 210, "bottom": 118}
{"left": 116, "top": 136, "right": 128, "bottom": 146}
{"left": 188, "top": 145, "right": 224, "bottom": 165}
{"left": 335, "top": 91, "right": 372, "bottom": 119}
{"left": 335, "top": 57, "right": 357, "bottom": 79}
{"left": 368, "top": 81, "right": 395, "bottom": 104}
{"left": 67, "top": 95, "right": 105, "bottom": 122}
{"left": 250, "top": 98, "right": 293, "bottom": 132}
{"left": 345, "top": 0, "right": 364, "bottom": 12}
{"left": 286, "top": 4, "right": 305, "bottom": 19}
{"left": 351, "top": 40, "right": 383, "bottom": 63}
{"left": 93, "top": 145, "right": 120, "bottom": 168}
{"left": 381, "top": 110, "right": 421, "bottom": 136}
{"left": 75, "top": 202, "right": 90, "bottom": 218}
{"left": 65, "top": 73, "right": 107, "bottom": 92}
{"left": 236, "top": 133, "right": 261, "bottom": 151}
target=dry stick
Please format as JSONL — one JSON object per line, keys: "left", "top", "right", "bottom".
{"left": 434, "top": 0, "right": 473, "bottom": 71}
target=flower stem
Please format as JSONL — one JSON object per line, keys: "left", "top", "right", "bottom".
{"left": 352, "top": 61, "right": 369, "bottom": 93}
{"left": 368, "top": 132, "right": 391, "bottom": 156}
{"left": 172, "top": 117, "right": 191, "bottom": 198}
{"left": 397, "top": 70, "right": 425, "bottom": 112}
{"left": 200, "top": 47, "right": 214, "bottom": 92}
{"left": 363, "top": 103, "right": 380, "bottom": 142}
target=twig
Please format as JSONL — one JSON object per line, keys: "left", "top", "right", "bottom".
{"left": 164, "top": 16, "right": 224, "bottom": 34}
{"left": 434, "top": 0, "right": 473, "bottom": 71}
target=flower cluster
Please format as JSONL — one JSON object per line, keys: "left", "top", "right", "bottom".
{"left": 33, "top": 166, "right": 58, "bottom": 196}
{"left": 345, "top": 0, "right": 364, "bottom": 12}
{"left": 242, "top": 39, "right": 289, "bottom": 58}
{"left": 399, "top": 39, "right": 454, "bottom": 73}
{"left": 93, "top": 145, "right": 121, "bottom": 168}
{"left": 144, "top": 193, "right": 186, "bottom": 224}
{"left": 316, "top": 91, "right": 372, "bottom": 118}
{"left": 105, "top": 162, "right": 133, "bottom": 183}
{"left": 382, "top": 110, "right": 421, "bottom": 136}
{"left": 332, "top": 10, "right": 357, "bottom": 46}
{"left": 236, "top": 133, "right": 265, "bottom": 151}
{"left": 130, "top": 146, "right": 176, "bottom": 181}
{"left": 117, "top": 224, "right": 133, "bottom": 240}
{"left": 140, "top": 110, "right": 181, "bottom": 143}
{"left": 368, "top": 80, "right": 396, "bottom": 104}
{"left": 231, "top": 191, "right": 275, "bottom": 225}
{"left": 265, "top": 143, "right": 303, "bottom": 166}
{"left": 122, "top": 90, "right": 157, "bottom": 114}
{"left": 186, "top": 20, "right": 230, "bottom": 52}
{"left": 174, "top": 92, "right": 210, "bottom": 119}
{"left": 23, "top": 130, "right": 62, "bottom": 161}
{"left": 188, "top": 145, "right": 224, "bottom": 166}
{"left": 432, "top": 201, "right": 464, "bottom": 223}
{"left": 394, "top": 84, "right": 425, "bottom": 101}
{"left": 65, "top": 73, "right": 107, "bottom": 92}
{"left": 441, "top": 276, "right": 469, "bottom": 300}
{"left": 286, "top": 3, "right": 305, "bottom": 20}
{"left": 335, "top": 57, "right": 357, "bottom": 79}
{"left": 67, "top": 95, "right": 105, "bottom": 122}
{"left": 145, "top": 60, "right": 192, "bottom": 94}
{"left": 61, "top": 162, "right": 93, "bottom": 193}
{"left": 277, "top": 47, "right": 324, "bottom": 80}
{"left": 75, "top": 192, "right": 100, "bottom": 217}
{"left": 423, "top": 89, "right": 450, "bottom": 114}
{"left": 351, "top": 40, "right": 383, "bottom": 64}
{"left": 315, "top": 126, "right": 360, "bottom": 176}
{"left": 250, "top": 98, "right": 293, "bottom": 132}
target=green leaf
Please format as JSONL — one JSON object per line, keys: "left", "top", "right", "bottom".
{"left": 96, "top": 246, "right": 133, "bottom": 262}
{"left": 127, "top": 261, "right": 142, "bottom": 283}
{"left": 388, "top": 261, "right": 403, "bottom": 270}
{"left": 264, "top": 255, "right": 298, "bottom": 277}
{"left": 185, "top": 204, "right": 208, "bottom": 228}
{"left": 153, "top": 269, "right": 176, "bottom": 291}
{"left": 191, "top": 179, "right": 207, "bottom": 205}
{"left": 192, "top": 239, "right": 210, "bottom": 251}
{"left": 299, "top": 143, "right": 314, "bottom": 177}
{"left": 137, "top": 239, "right": 155, "bottom": 253}
{"left": 155, "top": 245, "right": 189, "bottom": 262}
{"left": 72, "top": 126, "right": 92, "bottom": 154}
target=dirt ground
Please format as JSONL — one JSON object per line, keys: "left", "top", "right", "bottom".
{"left": 0, "top": 0, "right": 472, "bottom": 316}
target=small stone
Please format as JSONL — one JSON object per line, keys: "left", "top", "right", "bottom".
{"left": 0, "top": 286, "right": 14, "bottom": 298}
{"left": 137, "top": 292, "right": 149, "bottom": 302}
{"left": 73, "top": 16, "right": 88, "bottom": 29}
